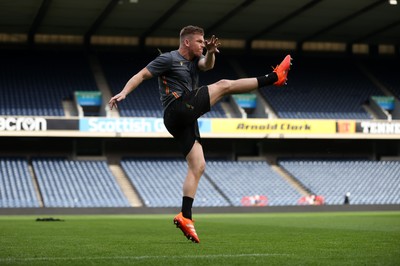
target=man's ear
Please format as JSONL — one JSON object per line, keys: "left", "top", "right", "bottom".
{"left": 184, "top": 38, "right": 190, "bottom": 47}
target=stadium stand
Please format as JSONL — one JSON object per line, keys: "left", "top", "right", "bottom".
{"left": 32, "top": 158, "right": 130, "bottom": 207}
{"left": 120, "top": 157, "right": 231, "bottom": 207}
{"left": 1, "top": 50, "right": 399, "bottom": 211}
{"left": 98, "top": 52, "right": 227, "bottom": 118}
{"left": 278, "top": 158, "right": 400, "bottom": 205}
{"left": 2, "top": 155, "right": 400, "bottom": 209}
{"left": 205, "top": 159, "right": 302, "bottom": 206}
{"left": 0, "top": 157, "right": 40, "bottom": 208}
{"left": 238, "top": 55, "right": 385, "bottom": 119}
{"left": 1, "top": 50, "right": 390, "bottom": 120}
{"left": 0, "top": 50, "right": 99, "bottom": 116}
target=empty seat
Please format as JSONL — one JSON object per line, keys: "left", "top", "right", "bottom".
{"left": 0, "top": 157, "right": 39, "bottom": 207}
{"left": 279, "top": 158, "right": 400, "bottom": 205}
{"left": 205, "top": 160, "right": 302, "bottom": 206}
{"left": 32, "top": 158, "right": 130, "bottom": 207}
{"left": 0, "top": 50, "right": 99, "bottom": 116}
{"left": 121, "top": 157, "right": 230, "bottom": 207}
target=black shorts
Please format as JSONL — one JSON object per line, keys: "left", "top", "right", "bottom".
{"left": 163, "top": 86, "right": 210, "bottom": 157}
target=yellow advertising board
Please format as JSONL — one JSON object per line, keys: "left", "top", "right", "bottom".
{"left": 211, "top": 119, "right": 336, "bottom": 134}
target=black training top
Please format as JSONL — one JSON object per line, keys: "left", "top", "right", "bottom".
{"left": 146, "top": 50, "right": 204, "bottom": 109}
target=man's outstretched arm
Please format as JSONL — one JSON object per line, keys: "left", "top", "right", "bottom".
{"left": 108, "top": 67, "right": 153, "bottom": 110}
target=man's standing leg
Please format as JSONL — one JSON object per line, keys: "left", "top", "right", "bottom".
{"left": 183, "top": 141, "right": 205, "bottom": 216}
{"left": 173, "top": 141, "right": 204, "bottom": 243}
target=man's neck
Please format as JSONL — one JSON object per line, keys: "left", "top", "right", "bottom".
{"left": 178, "top": 47, "right": 193, "bottom": 61}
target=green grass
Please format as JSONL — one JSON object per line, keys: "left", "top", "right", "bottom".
{"left": 0, "top": 212, "right": 399, "bottom": 265}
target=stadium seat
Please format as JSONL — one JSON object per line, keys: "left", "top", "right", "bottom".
{"left": 121, "top": 158, "right": 302, "bottom": 207}
{"left": 279, "top": 158, "right": 400, "bottom": 205}
{"left": 205, "top": 159, "right": 302, "bottom": 206}
{"left": 0, "top": 50, "right": 99, "bottom": 116}
{"left": 121, "top": 157, "right": 230, "bottom": 207}
{"left": 32, "top": 157, "right": 130, "bottom": 207}
{"left": 0, "top": 157, "right": 40, "bottom": 207}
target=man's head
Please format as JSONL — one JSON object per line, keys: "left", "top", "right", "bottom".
{"left": 179, "top": 25, "right": 205, "bottom": 58}
{"left": 179, "top": 25, "right": 204, "bottom": 41}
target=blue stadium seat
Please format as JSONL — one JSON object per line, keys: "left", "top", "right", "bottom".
{"left": 279, "top": 158, "right": 400, "bottom": 205}
{"left": 121, "top": 158, "right": 302, "bottom": 207}
{"left": 121, "top": 157, "right": 230, "bottom": 207}
{"left": 0, "top": 157, "right": 40, "bottom": 207}
{"left": 32, "top": 158, "right": 130, "bottom": 207}
{"left": 0, "top": 51, "right": 99, "bottom": 116}
{"left": 205, "top": 159, "right": 302, "bottom": 206}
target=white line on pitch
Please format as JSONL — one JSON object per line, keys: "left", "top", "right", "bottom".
{"left": 0, "top": 253, "right": 292, "bottom": 262}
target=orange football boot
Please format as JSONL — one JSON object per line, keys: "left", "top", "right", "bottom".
{"left": 273, "top": 54, "right": 293, "bottom": 86}
{"left": 173, "top": 212, "right": 200, "bottom": 243}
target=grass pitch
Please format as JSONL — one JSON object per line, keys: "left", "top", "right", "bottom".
{"left": 0, "top": 212, "right": 399, "bottom": 265}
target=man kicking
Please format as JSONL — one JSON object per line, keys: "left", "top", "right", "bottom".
{"left": 109, "top": 25, "right": 292, "bottom": 243}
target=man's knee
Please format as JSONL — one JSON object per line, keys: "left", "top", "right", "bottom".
{"left": 215, "top": 79, "right": 232, "bottom": 93}
{"left": 189, "top": 157, "right": 206, "bottom": 177}
{"left": 198, "top": 159, "right": 206, "bottom": 175}
{"left": 208, "top": 79, "right": 234, "bottom": 105}
{"left": 186, "top": 142, "right": 206, "bottom": 176}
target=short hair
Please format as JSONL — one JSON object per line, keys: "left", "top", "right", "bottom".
{"left": 179, "top": 25, "right": 204, "bottom": 41}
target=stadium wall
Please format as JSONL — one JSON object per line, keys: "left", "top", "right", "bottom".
{"left": 2, "top": 116, "right": 400, "bottom": 140}
{"left": 1, "top": 115, "right": 400, "bottom": 159}
{"left": 1, "top": 205, "right": 399, "bottom": 216}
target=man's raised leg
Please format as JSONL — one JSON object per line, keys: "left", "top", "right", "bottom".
{"left": 208, "top": 54, "right": 292, "bottom": 106}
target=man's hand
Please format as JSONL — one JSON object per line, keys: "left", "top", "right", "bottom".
{"left": 108, "top": 92, "right": 126, "bottom": 110}
{"left": 205, "top": 35, "right": 220, "bottom": 54}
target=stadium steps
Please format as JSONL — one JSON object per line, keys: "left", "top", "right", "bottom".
{"left": 88, "top": 54, "right": 119, "bottom": 118}
{"left": 219, "top": 101, "right": 238, "bottom": 118}
{"left": 28, "top": 161, "right": 44, "bottom": 208}
{"left": 254, "top": 89, "right": 278, "bottom": 118}
{"left": 356, "top": 62, "right": 392, "bottom": 119}
{"left": 109, "top": 164, "right": 143, "bottom": 207}
{"left": 361, "top": 104, "right": 379, "bottom": 119}
{"left": 202, "top": 171, "right": 234, "bottom": 206}
{"left": 270, "top": 164, "right": 310, "bottom": 197}
{"left": 228, "top": 57, "right": 275, "bottom": 118}
{"left": 62, "top": 100, "right": 78, "bottom": 117}
{"left": 356, "top": 61, "right": 394, "bottom": 97}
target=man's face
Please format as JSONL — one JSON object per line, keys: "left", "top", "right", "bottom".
{"left": 188, "top": 33, "right": 205, "bottom": 57}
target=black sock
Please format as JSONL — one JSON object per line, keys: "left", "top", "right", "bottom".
{"left": 181, "top": 196, "right": 194, "bottom": 220}
{"left": 256, "top": 72, "right": 278, "bottom": 88}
